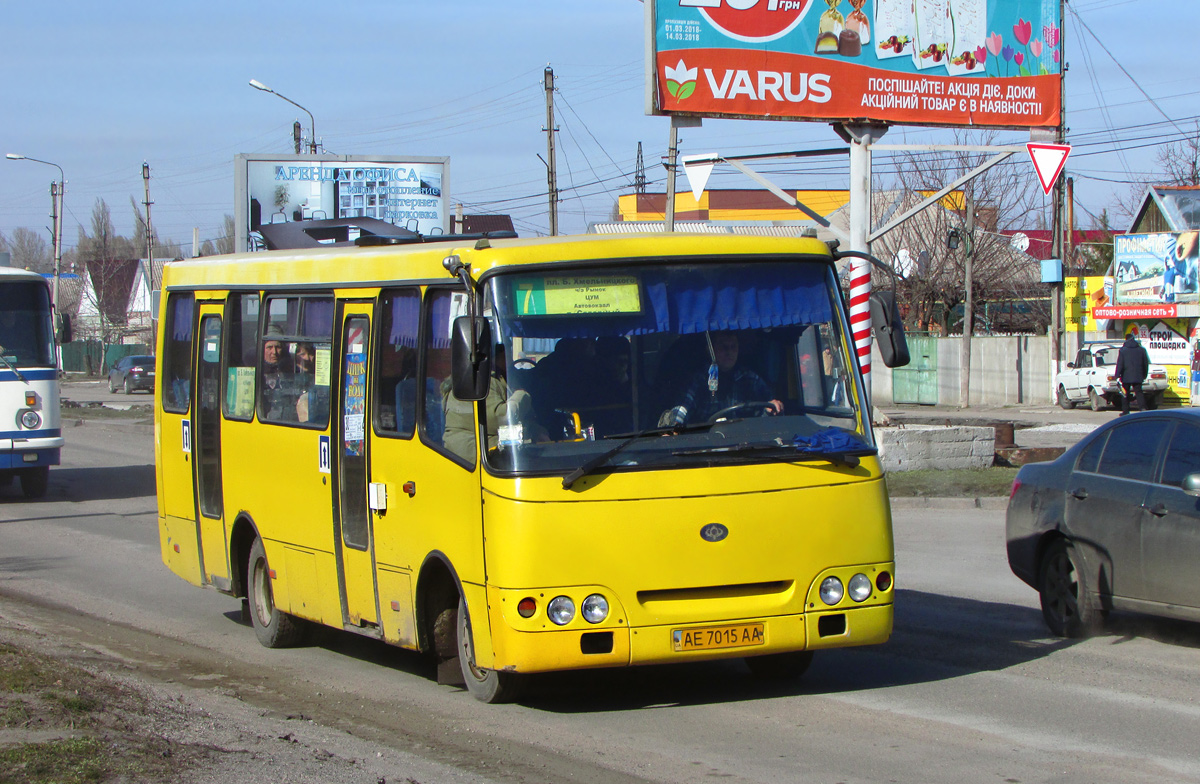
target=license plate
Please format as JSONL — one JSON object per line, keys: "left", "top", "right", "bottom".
{"left": 672, "top": 623, "right": 765, "bottom": 652}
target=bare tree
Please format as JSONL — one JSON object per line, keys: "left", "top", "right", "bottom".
{"left": 1154, "top": 123, "right": 1200, "bottom": 187}
{"left": 0, "top": 227, "right": 52, "bottom": 272}
{"left": 873, "top": 132, "right": 1047, "bottom": 334}
{"left": 216, "top": 215, "right": 235, "bottom": 255}
{"left": 77, "top": 199, "right": 140, "bottom": 363}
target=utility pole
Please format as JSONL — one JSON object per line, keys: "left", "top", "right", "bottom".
{"left": 543, "top": 66, "right": 559, "bottom": 236}
{"left": 49, "top": 181, "right": 62, "bottom": 312}
{"left": 143, "top": 162, "right": 156, "bottom": 336}
{"left": 959, "top": 190, "right": 975, "bottom": 408}
{"left": 634, "top": 142, "right": 647, "bottom": 195}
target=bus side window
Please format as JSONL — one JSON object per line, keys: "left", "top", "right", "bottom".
{"left": 162, "top": 293, "right": 194, "bottom": 413}
{"left": 223, "top": 293, "right": 259, "bottom": 420}
{"left": 377, "top": 288, "right": 440, "bottom": 440}
{"left": 258, "top": 295, "right": 333, "bottom": 426}
{"left": 425, "top": 289, "right": 464, "bottom": 460}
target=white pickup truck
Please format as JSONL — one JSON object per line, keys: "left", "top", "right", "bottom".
{"left": 1055, "top": 341, "right": 1169, "bottom": 411}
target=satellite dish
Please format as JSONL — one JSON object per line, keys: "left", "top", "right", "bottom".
{"left": 1010, "top": 232, "right": 1030, "bottom": 252}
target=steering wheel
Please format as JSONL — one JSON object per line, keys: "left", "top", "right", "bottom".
{"left": 512, "top": 358, "right": 537, "bottom": 369}
{"left": 706, "top": 401, "right": 778, "bottom": 423}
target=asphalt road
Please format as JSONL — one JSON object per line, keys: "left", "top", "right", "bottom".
{"left": 4, "top": 416, "right": 1200, "bottom": 783}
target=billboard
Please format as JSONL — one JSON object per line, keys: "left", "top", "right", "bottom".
{"left": 234, "top": 154, "right": 449, "bottom": 253}
{"left": 1110, "top": 232, "right": 1199, "bottom": 306}
{"left": 647, "top": 0, "right": 1063, "bottom": 129}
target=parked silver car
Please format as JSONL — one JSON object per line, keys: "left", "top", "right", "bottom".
{"left": 1006, "top": 409, "right": 1200, "bottom": 637}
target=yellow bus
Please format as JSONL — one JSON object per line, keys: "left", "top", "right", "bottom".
{"left": 155, "top": 232, "right": 906, "bottom": 702}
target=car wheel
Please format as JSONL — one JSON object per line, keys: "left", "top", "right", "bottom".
{"left": 19, "top": 467, "right": 49, "bottom": 499}
{"left": 744, "top": 650, "right": 814, "bottom": 680}
{"left": 248, "top": 537, "right": 307, "bottom": 648}
{"left": 109, "top": 376, "right": 118, "bottom": 393}
{"left": 1145, "top": 393, "right": 1160, "bottom": 411}
{"left": 124, "top": 377, "right": 133, "bottom": 395}
{"left": 1039, "top": 539, "right": 1099, "bottom": 638}
{"left": 1057, "top": 386, "right": 1074, "bottom": 410}
{"left": 458, "top": 596, "right": 524, "bottom": 703}
{"left": 1089, "top": 389, "right": 1105, "bottom": 412}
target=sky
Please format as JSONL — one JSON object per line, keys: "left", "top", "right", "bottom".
{"left": 2, "top": 0, "right": 1196, "bottom": 256}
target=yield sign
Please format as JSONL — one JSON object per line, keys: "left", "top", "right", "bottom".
{"left": 1027, "top": 142, "right": 1071, "bottom": 194}
{"left": 681, "top": 154, "right": 719, "bottom": 201}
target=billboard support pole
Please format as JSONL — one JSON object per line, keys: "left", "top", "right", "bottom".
{"left": 665, "top": 116, "right": 701, "bottom": 233}
{"left": 840, "top": 124, "right": 887, "bottom": 399}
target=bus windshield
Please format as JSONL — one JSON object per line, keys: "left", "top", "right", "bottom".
{"left": 0, "top": 281, "right": 55, "bottom": 367}
{"left": 480, "top": 258, "right": 867, "bottom": 476}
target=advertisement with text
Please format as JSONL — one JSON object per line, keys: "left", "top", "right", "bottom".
{"left": 648, "top": 0, "right": 1063, "bottom": 128}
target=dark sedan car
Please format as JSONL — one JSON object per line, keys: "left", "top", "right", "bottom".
{"left": 108, "top": 355, "right": 156, "bottom": 394}
{"left": 1007, "top": 409, "right": 1200, "bottom": 637}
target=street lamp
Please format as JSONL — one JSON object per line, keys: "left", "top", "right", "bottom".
{"left": 249, "top": 79, "right": 317, "bottom": 154}
{"left": 6, "top": 154, "right": 64, "bottom": 314}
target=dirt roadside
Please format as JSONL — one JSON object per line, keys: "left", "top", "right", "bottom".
{"left": 0, "top": 590, "right": 615, "bottom": 784}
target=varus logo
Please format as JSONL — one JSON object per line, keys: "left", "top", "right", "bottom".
{"left": 679, "top": 0, "right": 811, "bottom": 43}
{"left": 705, "top": 68, "right": 831, "bottom": 103}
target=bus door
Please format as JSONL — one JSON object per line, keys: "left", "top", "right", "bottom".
{"left": 193, "top": 306, "right": 229, "bottom": 586}
{"left": 159, "top": 293, "right": 202, "bottom": 585}
{"left": 335, "top": 306, "right": 379, "bottom": 628}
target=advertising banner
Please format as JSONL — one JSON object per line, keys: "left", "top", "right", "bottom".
{"left": 647, "top": 0, "right": 1063, "bottom": 129}
{"left": 1063, "top": 275, "right": 1109, "bottom": 334}
{"left": 234, "top": 154, "right": 449, "bottom": 253}
{"left": 1111, "top": 231, "right": 1200, "bottom": 305}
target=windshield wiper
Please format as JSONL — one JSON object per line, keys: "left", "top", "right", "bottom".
{"left": 672, "top": 439, "right": 875, "bottom": 467}
{"left": 0, "top": 346, "right": 28, "bottom": 383}
{"left": 561, "top": 421, "right": 716, "bottom": 490}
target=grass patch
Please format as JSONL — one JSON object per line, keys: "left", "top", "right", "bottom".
{"left": 886, "top": 466, "right": 1019, "bottom": 498}
{"left": 0, "top": 637, "right": 201, "bottom": 784}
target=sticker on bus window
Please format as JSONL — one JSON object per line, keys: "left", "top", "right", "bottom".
{"left": 512, "top": 275, "right": 641, "bottom": 315}
{"left": 315, "top": 348, "right": 332, "bottom": 386}
{"left": 227, "top": 366, "right": 255, "bottom": 418}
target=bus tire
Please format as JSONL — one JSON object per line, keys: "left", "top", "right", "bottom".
{"left": 19, "top": 467, "right": 48, "bottom": 499}
{"left": 458, "top": 597, "right": 524, "bottom": 703}
{"left": 744, "top": 650, "right": 814, "bottom": 680}
{"left": 248, "top": 537, "right": 307, "bottom": 648}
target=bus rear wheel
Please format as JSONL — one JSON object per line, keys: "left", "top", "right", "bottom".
{"left": 744, "top": 650, "right": 814, "bottom": 680}
{"left": 19, "top": 467, "right": 48, "bottom": 499}
{"left": 458, "top": 597, "right": 524, "bottom": 703}
{"left": 248, "top": 537, "right": 307, "bottom": 648}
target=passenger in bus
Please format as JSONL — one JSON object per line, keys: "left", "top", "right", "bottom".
{"left": 261, "top": 328, "right": 297, "bottom": 421}
{"left": 590, "top": 336, "right": 634, "bottom": 435}
{"left": 293, "top": 342, "right": 330, "bottom": 424}
{"left": 660, "top": 331, "right": 781, "bottom": 425}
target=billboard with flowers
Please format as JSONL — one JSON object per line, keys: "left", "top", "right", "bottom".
{"left": 647, "top": 0, "right": 1062, "bottom": 129}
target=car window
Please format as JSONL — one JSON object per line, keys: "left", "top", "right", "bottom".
{"left": 1160, "top": 422, "right": 1200, "bottom": 488}
{"left": 1096, "top": 419, "right": 1170, "bottom": 483}
{"left": 1078, "top": 350, "right": 1091, "bottom": 368}
{"left": 1076, "top": 431, "right": 1108, "bottom": 473}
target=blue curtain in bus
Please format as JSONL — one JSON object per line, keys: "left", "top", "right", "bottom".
{"left": 504, "top": 264, "right": 832, "bottom": 339}
{"left": 171, "top": 297, "right": 194, "bottom": 340}
{"left": 429, "top": 292, "right": 452, "bottom": 349}
{"left": 387, "top": 292, "right": 420, "bottom": 348}
{"left": 302, "top": 298, "right": 334, "bottom": 338}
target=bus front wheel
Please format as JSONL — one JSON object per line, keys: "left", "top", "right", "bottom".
{"left": 744, "top": 650, "right": 814, "bottom": 680}
{"left": 248, "top": 537, "right": 307, "bottom": 648}
{"left": 457, "top": 597, "right": 524, "bottom": 703}
{"left": 19, "top": 467, "right": 48, "bottom": 499}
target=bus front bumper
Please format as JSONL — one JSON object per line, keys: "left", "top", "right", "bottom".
{"left": 487, "top": 603, "right": 892, "bottom": 674}
{"left": 0, "top": 436, "right": 63, "bottom": 468}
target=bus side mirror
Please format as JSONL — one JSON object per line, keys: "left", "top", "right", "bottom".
{"left": 450, "top": 316, "right": 492, "bottom": 401}
{"left": 1183, "top": 473, "right": 1200, "bottom": 498}
{"left": 869, "top": 291, "right": 909, "bottom": 368}
{"left": 56, "top": 312, "right": 73, "bottom": 344}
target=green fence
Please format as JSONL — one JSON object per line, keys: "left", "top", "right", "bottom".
{"left": 61, "top": 341, "right": 152, "bottom": 375}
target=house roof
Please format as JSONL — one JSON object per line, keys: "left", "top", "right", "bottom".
{"left": 1132, "top": 185, "right": 1200, "bottom": 232}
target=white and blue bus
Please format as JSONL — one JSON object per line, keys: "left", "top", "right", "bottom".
{"left": 0, "top": 267, "right": 66, "bottom": 498}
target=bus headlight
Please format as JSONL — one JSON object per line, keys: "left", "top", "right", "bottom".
{"left": 19, "top": 410, "right": 40, "bottom": 430}
{"left": 819, "top": 576, "right": 844, "bottom": 606}
{"left": 581, "top": 594, "right": 608, "bottom": 624}
{"left": 848, "top": 573, "right": 872, "bottom": 602}
{"left": 548, "top": 596, "right": 575, "bottom": 626}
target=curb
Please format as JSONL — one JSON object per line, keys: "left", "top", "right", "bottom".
{"left": 888, "top": 496, "right": 1008, "bottom": 510}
